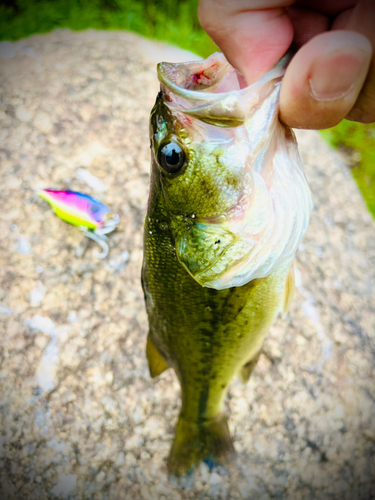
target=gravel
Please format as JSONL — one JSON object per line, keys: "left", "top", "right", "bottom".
{"left": 0, "top": 29, "right": 374, "bottom": 500}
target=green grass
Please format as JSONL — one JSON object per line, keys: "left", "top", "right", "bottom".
{"left": 0, "top": 0, "right": 217, "bottom": 58}
{"left": 321, "top": 121, "right": 375, "bottom": 218}
{"left": 1, "top": 0, "right": 374, "bottom": 217}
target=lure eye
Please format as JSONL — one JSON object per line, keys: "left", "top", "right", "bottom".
{"left": 158, "top": 142, "right": 186, "bottom": 173}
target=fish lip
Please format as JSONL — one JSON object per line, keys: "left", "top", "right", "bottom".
{"left": 157, "top": 51, "right": 292, "bottom": 102}
{"left": 157, "top": 51, "right": 292, "bottom": 128}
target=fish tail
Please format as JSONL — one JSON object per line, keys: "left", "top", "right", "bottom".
{"left": 167, "top": 412, "right": 235, "bottom": 474}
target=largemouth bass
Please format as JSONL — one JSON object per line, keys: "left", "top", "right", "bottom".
{"left": 142, "top": 52, "right": 313, "bottom": 474}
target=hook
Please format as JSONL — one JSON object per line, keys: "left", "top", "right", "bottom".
{"left": 80, "top": 228, "right": 109, "bottom": 259}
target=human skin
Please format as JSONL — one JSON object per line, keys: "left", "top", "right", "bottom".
{"left": 198, "top": 0, "right": 375, "bottom": 128}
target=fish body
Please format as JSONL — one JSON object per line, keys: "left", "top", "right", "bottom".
{"left": 142, "top": 53, "right": 312, "bottom": 473}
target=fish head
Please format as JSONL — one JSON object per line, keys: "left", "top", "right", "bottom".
{"left": 150, "top": 53, "right": 312, "bottom": 290}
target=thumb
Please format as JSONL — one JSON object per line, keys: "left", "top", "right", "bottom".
{"left": 198, "top": 0, "right": 294, "bottom": 84}
{"left": 280, "top": 30, "right": 372, "bottom": 129}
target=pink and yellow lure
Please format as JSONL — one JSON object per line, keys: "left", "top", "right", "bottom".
{"left": 38, "top": 189, "right": 120, "bottom": 258}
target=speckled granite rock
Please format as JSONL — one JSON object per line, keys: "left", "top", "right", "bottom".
{"left": 0, "top": 29, "right": 374, "bottom": 500}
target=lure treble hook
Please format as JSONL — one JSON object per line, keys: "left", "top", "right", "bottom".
{"left": 80, "top": 228, "right": 109, "bottom": 259}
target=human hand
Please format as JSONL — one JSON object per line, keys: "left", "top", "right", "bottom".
{"left": 198, "top": 0, "right": 374, "bottom": 128}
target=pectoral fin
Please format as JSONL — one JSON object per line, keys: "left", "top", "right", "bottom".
{"left": 239, "top": 349, "right": 261, "bottom": 384}
{"left": 146, "top": 336, "right": 169, "bottom": 378}
{"left": 283, "top": 264, "right": 295, "bottom": 316}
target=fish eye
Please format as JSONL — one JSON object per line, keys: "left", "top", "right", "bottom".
{"left": 158, "top": 142, "right": 186, "bottom": 174}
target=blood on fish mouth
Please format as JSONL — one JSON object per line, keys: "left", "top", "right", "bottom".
{"left": 189, "top": 64, "right": 217, "bottom": 87}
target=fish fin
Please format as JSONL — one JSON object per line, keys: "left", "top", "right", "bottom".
{"left": 283, "top": 264, "right": 295, "bottom": 316}
{"left": 168, "top": 413, "right": 235, "bottom": 475}
{"left": 146, "top": 335, "right": 169, "bottom": 378}
{"left": 239, "top": 349, "right": 261, "bottom": 384}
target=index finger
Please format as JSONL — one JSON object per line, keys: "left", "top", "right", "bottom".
{"left": 198, "top": 0, "right": 295, "bottom": 84}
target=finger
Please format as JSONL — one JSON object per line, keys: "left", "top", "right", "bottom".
{"left": 294, "top": 0, "right": 356, "bottom": 16}
{"left": 279, "top": 30, "right": 372, "bottom": 129}
{"left": 285, "top": 6, "right": 330, "bottom": 47}
{"left": 198, "top": 0, "right": 295, "bottom": 84}
{"left": 336, "top": 0, "right": 375, "bottom": 123}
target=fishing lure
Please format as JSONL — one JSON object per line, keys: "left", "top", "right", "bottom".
{"left": 38, "top": 189, "right": 119, "bottom": 258}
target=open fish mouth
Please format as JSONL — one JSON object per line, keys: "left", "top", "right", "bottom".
{"left": 156, "top": 53, "right": 313, "bottom": 290}
{"left": 158, "top": 51, "right": 289, "bottom": 127}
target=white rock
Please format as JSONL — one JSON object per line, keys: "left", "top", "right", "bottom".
{"left": 124, "top": 433, "right": 143, "bottom": 451}
{"left": 15, "top": 105, "right": 33, "bottom": 122}
{"left": 114, "top": 452, "right": 125, "bottom": 466}
{"left": 76, "top": 167, "right": 107, "bottom": 192}
{"left": 79, "top": 103, "right": 95, "bottom": 122}
{"left": 30, "top": 282, "right": 46, "bottom": 305}
{"left": 133, "top": 409, "right": 142, "bottom": 425}
{"left": 95, "top": 471, "right": 105, "bottom": 483}
{"left": 17, "top": 234, "right": 31, "bottom": 254}
{"left": 0, "top": 303, "right": 12, "bottom": 315}
{"left": 37, "top": 337, "right": 59, "bottom": 393}
{"left": 50, "top": 474, "right": 77, "bottom": 497}
{"left": 209, "top": 472, "right": 222, "bottom": 485}
{"left": 198, "top": 462, "right": 210, "bottom": 482}
{"left": 25, "top": 315, "right": 56, "bottom": 335}
{"left": 33, "top": 111, "right": 53, "bottom": 134}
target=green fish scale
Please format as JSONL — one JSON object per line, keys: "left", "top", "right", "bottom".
{"left": 163, "top": 146, "right": 242, "bottom": 218}
{"left": 142, "top": 175, "right": 289, "bottom": 424}
{"left": 151, "top": 97, "right": 241, "bottom": 219}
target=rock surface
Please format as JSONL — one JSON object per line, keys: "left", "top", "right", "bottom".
{"left": 0, "top": 29, "right": 374, "bottom": 500}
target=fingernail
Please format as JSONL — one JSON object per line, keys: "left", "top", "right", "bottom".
{"left": 309, "top": 48, "right": 367, "bottom": 101}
